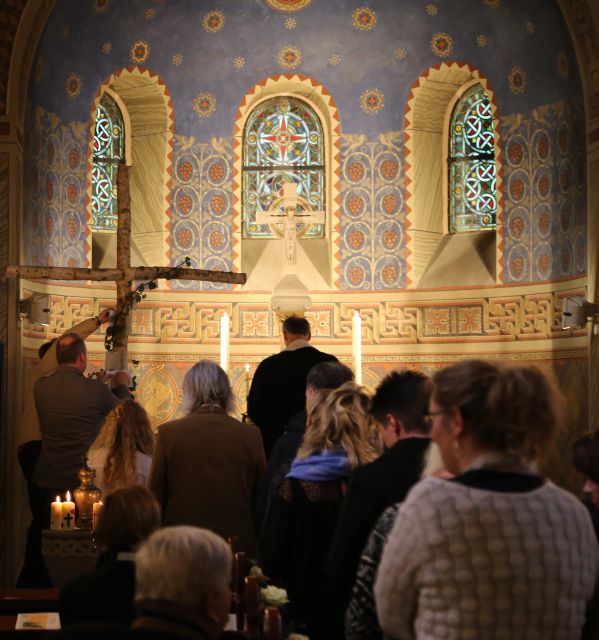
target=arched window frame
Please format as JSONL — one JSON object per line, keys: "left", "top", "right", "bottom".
{"left": 443, "top": 80, "right": 497, "bottom": 234}
{"left": 404, "top": 63, "right": 504, "bottom": 287}
{"left": 242, "top": 96, "right": 326, "bottom": 240}
{"left": 85, "top": 68, "right": 174, "bottom": 269}
{"left": 232, "top": 74, "right": 342, "bottom": 287}
{"left": 91, "top": 88, "right": 130, "bottom": 233}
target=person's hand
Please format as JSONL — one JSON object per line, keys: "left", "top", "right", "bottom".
{"left": 112, "top": 370, "right": 132, "bottom": 387}
{"left": 97, "top": 309, "right": 113, "bottom": 324}
{"left": 95, "top": 369, "right": 110, "bottom": 383}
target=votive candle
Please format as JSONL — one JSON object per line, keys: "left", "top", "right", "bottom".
{"left": 61, "top": 491, "right": 76, "bottom": 530}
{"left": 92, "top": 501, "right": 103, "bottom": 531}
{"left": 50, "top": 496, "right": 62, "bottom": 530}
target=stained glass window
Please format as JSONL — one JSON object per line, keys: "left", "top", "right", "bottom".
{"left": 242, "top": 97, "right": 325, "bottom": 239}
{"left": 449, "top": 84, "right": 497, "bottom": 233}
{"left": 92, "top": 93, "right": 124, "bottom": 232}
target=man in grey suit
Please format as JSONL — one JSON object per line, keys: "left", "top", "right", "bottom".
{"left": 28, "top": 332, "right": 130, "bottom": 586}
{"left": 34, "top": 332, "right": 130, "bottom": 494}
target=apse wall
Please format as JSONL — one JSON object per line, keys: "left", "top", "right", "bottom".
{"left": 23, "top": 0, "right": 584, "bottom": 288}
{"left": 19, "top": 0, "right": 589, "bottom": 487}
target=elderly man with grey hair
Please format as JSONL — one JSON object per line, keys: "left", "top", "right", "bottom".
{"left": 132, "top": 526, "right": 232, "bottom": 640}
{"left": 149, "top": 360, "right": 266, "bottom": 555}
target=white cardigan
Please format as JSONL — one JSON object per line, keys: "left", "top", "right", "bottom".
{"left": 87, "top": 447, "right": 152, "bottom": 494}
{"left": 374, "top": 476, "right": 599, "bottom": 640}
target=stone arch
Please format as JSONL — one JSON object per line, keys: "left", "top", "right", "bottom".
{"left": 233, "top": 74, "right": 341, "bottom": 289}
{"left": 404, "top": 62, "right": 504, "bottom": 287}
{"left": 85, "top": 66, "right": 174, "bottom": 268}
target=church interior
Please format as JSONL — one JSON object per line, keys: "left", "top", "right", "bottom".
{"left": 1, "top": 0, "right": 599, "bottom": 588}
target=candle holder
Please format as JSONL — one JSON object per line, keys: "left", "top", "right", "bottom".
{"left": 73, "top": 463, "right": 101, "bottom": 529}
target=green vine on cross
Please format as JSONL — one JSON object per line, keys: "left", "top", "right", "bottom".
{"left": 104, "top": 256, "right": 192, "bottom": 352}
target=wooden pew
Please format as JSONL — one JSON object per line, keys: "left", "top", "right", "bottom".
{"left": 0, "top": 590, "right": 59, "bottom": 615}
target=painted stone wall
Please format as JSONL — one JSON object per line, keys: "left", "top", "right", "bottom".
{"left": 23, "top": 0, "right": 585, "bottom": 287}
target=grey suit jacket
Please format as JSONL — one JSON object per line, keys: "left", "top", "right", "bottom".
{"left": 33, "top": 365, "right": 127, "bottom": 490}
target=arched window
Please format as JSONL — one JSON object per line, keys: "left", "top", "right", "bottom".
{"left": 449, "top": 83, "right": 497, "bottom": 233}
{"left": 92, "top": 92, "right": 124, "bottom": 232}
{"left": 242, "top": 97, "right": 325, "bottom": 239}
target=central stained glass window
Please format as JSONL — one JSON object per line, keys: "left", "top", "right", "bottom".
{"left": 92, "top": 92, "right": 124, "bottom": 232}
{"left": 449, "top": 83, "right": 497, "bottom": 233}
{"left": 243, "top": 97, "right": 325, "bottom": 239}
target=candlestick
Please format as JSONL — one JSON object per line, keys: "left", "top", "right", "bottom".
{"left": 92, "top": 501, "right": 103, "bottom": 531}
{"left": 220, "top": 312, "right": 229, "bottom": 373}
{"left": 244, "top": 363, "right": 251, "bottom": 400}
{"left": 50, "top": 496, "right": 62, "bottom": 531}
{"left": 61, "top": 491, "right": 76, "bottom": 530}
{"left": 352, "top": 310, "right": 362, "bottom": 385}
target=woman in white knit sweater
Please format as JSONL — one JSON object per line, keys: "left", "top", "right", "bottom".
{"left": 374, "top": 359, "right": 599, "bottom": 640}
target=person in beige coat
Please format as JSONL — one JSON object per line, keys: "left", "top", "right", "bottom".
{"left": 17, "top": 309, "right": 112, "bottom": 587}
{"left": 149, "top": 360, "right": 266, "bottom": 557}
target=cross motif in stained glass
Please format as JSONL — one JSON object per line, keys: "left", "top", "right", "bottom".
{"left": 449, "top": 84, "right": 497, "bottom": 233}
{"left": 243, "top": 97, "right": 325, "bottom": 239}
{"left": 92, "top": 93, "right": 124, "bottom": 232}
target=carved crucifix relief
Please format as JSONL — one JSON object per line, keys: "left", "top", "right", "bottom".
{"left": 255, "top": 182, "right": 325, "bottom": 271}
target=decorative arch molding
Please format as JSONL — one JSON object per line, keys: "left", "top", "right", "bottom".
{"left": 232, "top": 74, "right": 341, "bottom": 288}
{"left": 404, "top": 62, "right": 504, "bottom": 287}
{"left": 85, "top": 66, "right": 174, "bottom": 268}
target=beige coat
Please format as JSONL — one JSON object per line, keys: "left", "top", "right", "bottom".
{"left": 18, "top": 317, "right": 99, "bottom": 448}
{"left": 149, "top": 405, "right": 266, "bottom": 556}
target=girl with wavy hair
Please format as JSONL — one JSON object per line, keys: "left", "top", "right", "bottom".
{"left": 260, "top": 381, "right": 382, "bottom": 639}
{"left": 88, "top": 399, "right": 154, "bottom": 494}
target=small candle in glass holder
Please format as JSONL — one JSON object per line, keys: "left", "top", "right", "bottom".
{"left": 61, "top": 491, "right": 76, "bottom": 530}
{"left": 50, "top": 496, "right": 62, "bottom": 530}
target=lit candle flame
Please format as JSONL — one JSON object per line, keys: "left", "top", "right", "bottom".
{"left": 66, "top": 490, "right": 71, "bottom": 501}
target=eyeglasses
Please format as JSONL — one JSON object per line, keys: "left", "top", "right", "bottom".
{"left": 423, "top": 410, "right": 447, "bottom": 427}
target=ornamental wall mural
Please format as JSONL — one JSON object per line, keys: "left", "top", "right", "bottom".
{"left": 19, "top": 0, "right": 590, "bottom": 482}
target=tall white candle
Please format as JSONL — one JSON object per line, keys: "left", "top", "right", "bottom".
{"left": 352, "top": 310, "right": 362, "bottom": 385}
{"left": 50, "top": 496, "right": 62, "bottom": 530}
{"left": 245, "top": 363, "right": 251, "bottom": 400}
{"left": 220, "top": 312, "right": 230, "bottom": 373}
{"left": 61, "top": 491, "right": 76, "bottom": 530}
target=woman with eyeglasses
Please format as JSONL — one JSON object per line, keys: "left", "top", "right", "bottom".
{"left": 374, "top": 359, "right": 599, "bottom": 640}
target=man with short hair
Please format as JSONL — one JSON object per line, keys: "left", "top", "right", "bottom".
{"left": 133, "top": 526, "right": 232, "bottom": 640}
{"left": 17, "top": 310, "right": 114, "bottom": 587}
{"left": 326, "top": 369, "right": 432, "bottom": 606}
{"left": 247, "top": 315, "right": 338, "bottom": 456}
{"left": 259, "top": 361, "right": 354, "bottom": 521}
{"left": 34, "top": 332, "right": 130, "bottom": 494}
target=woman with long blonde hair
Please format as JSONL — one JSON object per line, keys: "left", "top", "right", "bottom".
{"left": 88, "top": 399, "right": 154, "bottom": 494}
{"left": 260, "top": 381, "right": 382, "bottom": 639}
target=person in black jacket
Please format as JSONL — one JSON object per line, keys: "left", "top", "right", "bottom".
{"left": 572, "top": 430, "right": 599, "bottom": 542}
{"left": 247, "top": 315, "right": 337, "bottom": 456}
{"left": 258, "top": 361, "right": 354, "bottom": 523}
{"left": 326, "top": 369, "right": 432, "bottom": 610}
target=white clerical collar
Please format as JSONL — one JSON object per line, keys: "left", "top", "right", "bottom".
{"left": 285, "top": 338, "right": 311, "bottom": 351}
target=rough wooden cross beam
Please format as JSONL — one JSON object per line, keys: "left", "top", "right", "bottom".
{"left": 3, "top": 165, "right": 246, "bottom": 368}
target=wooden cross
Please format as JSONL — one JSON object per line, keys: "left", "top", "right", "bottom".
{"left": 3, "top": 165, "right": 246, "bottom": 368}
{"left": 255, "top": 182, "right": 325, "bottom": 270}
